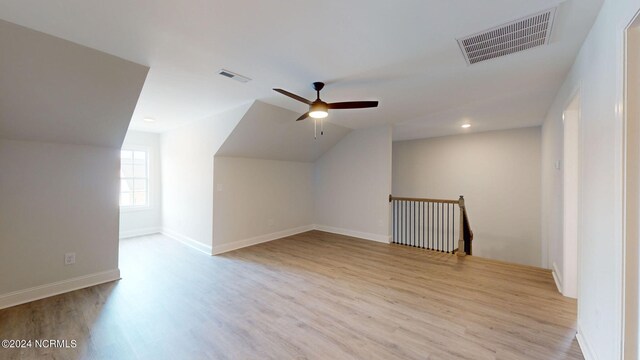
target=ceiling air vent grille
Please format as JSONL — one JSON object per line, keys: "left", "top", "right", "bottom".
{"left": 218, "top": 69, "right": 251, "bottom": 83}
{"left": 457, "top": 7, "right": 556, "bottom": 65}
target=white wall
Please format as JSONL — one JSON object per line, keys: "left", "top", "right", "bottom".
{"left": 393, "top": 127, "right": 542, "bottom": 267}
{"left": 314, "top": 125, "right": 392, "bottom": 242}
{"left": 541, "top": 0, "right": 640, "bottom": 358}
{"left": 161, "top": 104, "right": 250, "bottom": 251}
{"left": 119, "top": 131, "right": 162, "bottom": 238}
{"left": 0, "top": 140, "right": 120, "bottom": 297}
{"left": 212, "top": 157, "right": 314, "bottom": 253}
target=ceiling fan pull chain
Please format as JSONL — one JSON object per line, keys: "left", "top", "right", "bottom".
{"left": 321, "top": 118, "right": 324, "bottom": 136}
{"left": 314, "top": 118, "right": 317, "bottom": 139}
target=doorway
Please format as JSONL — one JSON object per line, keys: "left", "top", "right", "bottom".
{"left": 562, "top": 92, "right": 580, "bottom": 299}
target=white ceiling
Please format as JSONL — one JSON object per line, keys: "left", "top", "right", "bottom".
{"left": 0, "top": 19, "right": 148, "bottom": 147}
{"left": 0, "top": 0, "right": 603, "bottom": 140}
{"left": 217, "top": 101, "right": 351, "bottom": 162}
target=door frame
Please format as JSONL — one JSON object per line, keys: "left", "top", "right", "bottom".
{"left": 561, "top": 88, "right": 581, "bottom": 300}
{"left": 622, "top": 7, "right": 640, "bottom": 358}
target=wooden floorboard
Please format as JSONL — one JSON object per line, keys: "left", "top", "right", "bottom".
{"left": 0, "top": 230, "right": 582, "bottom": 359}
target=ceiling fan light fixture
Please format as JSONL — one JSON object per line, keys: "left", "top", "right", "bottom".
{"left": 309, "top": 110, "right": 328, "bottom": 119}
{"left": 309, "top": 102, "right": 328, "bottom": 119}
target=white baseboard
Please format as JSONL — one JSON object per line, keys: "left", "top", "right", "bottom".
{"left": 161, "top": 228, "right": 212, "bottom": 255}
{"left": 576, "top": 324, "right": 597, "bottom": 360}
{"left": 119, "top": 226, "right": 161, "bottom": 239}
{"left": 164, "top": 224, "right": 391, "bottom": 256}
{"left": 552, "top": 261, "right": 563, "bottom": 294}
{"left": 212, "top": 225, "right": 315, "bottom": 255}
{"left": 314, "top": 225, "right": 391, "bottom": 244}
{"left": 0, "top": 269, "right": 120, "bottom": 310}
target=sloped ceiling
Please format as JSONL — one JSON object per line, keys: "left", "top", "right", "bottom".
{"left": 216, "top": 101, "right": 351, "bottom": 162}
{"left": 0, "top": 19, "right": 148, "bottom": 148}
{"left": 0, "top": 0, "right": 603, "bottom": 140}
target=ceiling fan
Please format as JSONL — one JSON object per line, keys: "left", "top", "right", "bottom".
{"left": 273, "top": 81, "right": 378, "bottom": 127}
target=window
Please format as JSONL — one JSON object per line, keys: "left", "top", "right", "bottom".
{"left": 120, "top": 149, "right": 148, "bottom": 208}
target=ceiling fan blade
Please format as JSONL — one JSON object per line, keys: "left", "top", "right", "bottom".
{"left": 328, "top": 101, "right": 378, "bottom": 109}
{"left": 273, "top": 89, "right": 312, "bottom": 105}
{"left": 296, "top": 112, "right": 310, "bottom": 121}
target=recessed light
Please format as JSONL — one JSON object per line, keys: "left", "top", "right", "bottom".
{"left": 143, "top": 118, "right": 155, "bottom": 123}
{"left": 461, "top": 124, "right": 471, "bottom": 128}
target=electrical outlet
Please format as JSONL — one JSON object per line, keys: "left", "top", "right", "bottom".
{"left": 64, "top": 252, "right": 76, "bottom": 265}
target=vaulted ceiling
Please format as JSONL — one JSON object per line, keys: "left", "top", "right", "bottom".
{"left": 217, "top": 101, "right": 351, "bottom": 162}
{"left": 0, "top": 0, "right": 602, "bottom": 140}
{"left": 0, "top": 19, "right": 148, "bottom": 147}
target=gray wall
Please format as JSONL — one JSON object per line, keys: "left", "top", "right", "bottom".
{"left": 314, "top": 125, "right": 393, "bottom": 242}
{"left": 0, "top": 140, "right": 120, "bottom": 294}
{"left": 161, "top": 104, "right": 249, "bottom": 250}
{"left": 393, "top": 127, "right": 542, "bottom": 266}
{"left": 0, "top": 19, "right": 147, "bottom": 308}
{"left": 213, "top": 157, "right": 314, "bottom": 251}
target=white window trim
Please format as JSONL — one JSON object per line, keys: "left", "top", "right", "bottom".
{"left": 120, "top": 145, "right": 152, "bottom": 212}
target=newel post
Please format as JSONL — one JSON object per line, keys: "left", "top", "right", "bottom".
{"left": 457, "top": 195, "right": 466, "bottom": 257}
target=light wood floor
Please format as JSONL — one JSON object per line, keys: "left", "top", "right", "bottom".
{"left": 0, "top": 231, "right": 582, "bottom": 359}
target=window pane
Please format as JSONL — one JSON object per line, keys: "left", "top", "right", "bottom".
{"left": 120, "top": 148, "right": 148, "bottom": 208}
{"left": 121, "top": 179, "right": 134, "bottom": 192}
{"left": 134, "top": 191, "right": 147, "bottom": 206}
{"left": 133, "top": 164, "right": 146, "bottom": 177}
{"left": 134, "top": 151, "right": 146, "bottom": 161}
{"left": 134, "top": 179, "right": 146, "bottom": 191}
{"left": 121, "top": 164, "right": 134, "bottom": 178}
{"left": 120, "top": 192, "right": 132, "bottom": 206}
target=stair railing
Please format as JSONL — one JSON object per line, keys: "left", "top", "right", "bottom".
{"left": 389, "top": 195, "right": 473, "bottom": 256}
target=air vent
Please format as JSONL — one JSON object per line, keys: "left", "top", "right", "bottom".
{"left": 218, "top": 69, "right": 251, "bottom": 83}
{"left": 457, "top": 7, "right": 556, "bottom": 65}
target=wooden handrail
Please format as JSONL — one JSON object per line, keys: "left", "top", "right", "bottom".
{"left": 388, "top": 195, "right": 460, "bottom": 204}
{"left": 457, "top": 196, "right": 473, "bottom": 256}
{"left": 457, "top": 195, "right": 466, "bottom": 257}
{"left": 462, "top": 208, "right": 474, "bottom": 241}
